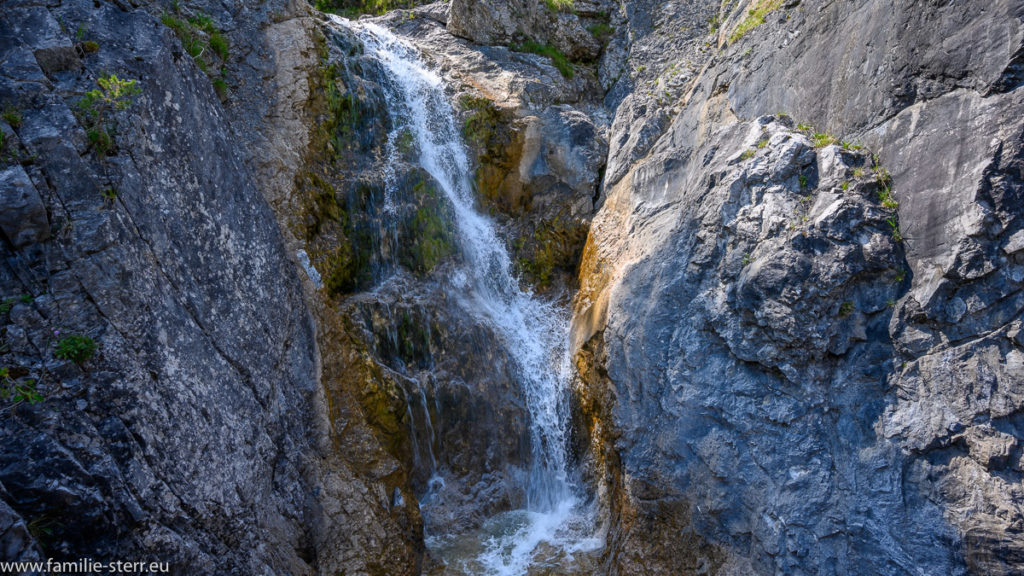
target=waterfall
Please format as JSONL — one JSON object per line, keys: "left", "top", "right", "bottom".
{"left": 329, "top": 16, "right": 600, "bottom": 575}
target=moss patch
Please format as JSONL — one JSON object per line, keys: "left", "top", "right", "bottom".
{"left": 459, "top": 95, "right": 529, "bottom": 215}
{"left": 397, "top": 179, "right": 455, "bottom": 275}
{"left": 516, "top": 215, "right": 589, "bottom": 290}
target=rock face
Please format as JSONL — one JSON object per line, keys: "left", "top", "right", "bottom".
{"left": 447, "top": 0, "right": 609, "bottom": 62}
{"left": 0, "top": 0, "right": 421, "bottom": 573}
{"left": 573, "top": 0, "right": 1024, "bottom": 574}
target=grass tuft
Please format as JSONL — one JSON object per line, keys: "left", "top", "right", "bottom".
{"left": 510, "top": 40, "right": 573, "bottom": 78}
{"left": 728, "top": 0, "right": 784, "bottom": 44}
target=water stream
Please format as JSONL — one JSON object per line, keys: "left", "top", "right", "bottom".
{"left": 329, "top": 16, "right": 602, "bottom": 575}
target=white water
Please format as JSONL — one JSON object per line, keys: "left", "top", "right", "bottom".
{"left": 330, "top": 16, "right": 601, "bottom": 575}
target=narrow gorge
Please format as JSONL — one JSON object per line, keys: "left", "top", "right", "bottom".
{"left": 1, "top": 1, "right": 1022, "bottom": 575}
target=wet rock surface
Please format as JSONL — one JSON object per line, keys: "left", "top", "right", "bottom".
{"left": 374, "top": 8, "right": 610, "bottom": 294}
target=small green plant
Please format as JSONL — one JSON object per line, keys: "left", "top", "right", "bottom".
{"left": 875, "top": 167, "right": 899, "bottom": 210}
{"left": 101, "top": 187, "right": 118, "bottom": 200}
{"left": 894, "top": 268, "right": 906, "bottom": 283}
{"left": 2, "top": 107, "right": 22, "bottom": 128}
{"left": 77, "top": 74, "right": 141, "bottom": 157}
{"left": 878, "top": 189, "right": 898, "bottom": 210}
{"left": 742, "top": 253, "right": 753, "bottom": 266}
{"left": 838, "top": 301, "right": 855, "bottom": 318}
{"left": 459, "top": 95, "right": 503, "bottom": 160}
{"left": 811, "top": 132, "right": 837, "bottom": 148}
{"left": 841, "top": 140, "right": 863, "bottom": 151}
{"left": 26, "top": 515, "right": 62, "bottom": 548}
{"left": 709, "top": 14, "right": 721, "bottom": 35}
{"left": 9, "top": 380, "right": 42, "bottom": 404}
{"left": 0, "top": 369, "right": 43, "bottom": 405}
{"left": 852, "top": 167, "right": 865, "bottom": 179}
{"left": 54, "top": 334, "right": 97, "bottom": 364}
{"left": 212, "top": 76, "right": 229, "bottom": 100}
{"left": 799, "top": 173, "right": 808, "bottom": 190}
{"left": 510, "top": 41, "right": 574, "bottom": 78}
{"left": 588, "top": 22, "right": 614, "bottom": 42}
{"left": 796, "top": 123, "right": 814, "bottom": 132}
{"left": 728, "top": 0, "right": 784, "bottom": 43}
{"left": 161, "top": 10, "right": 230, "bottom": 91}
{"left": 756, "top": 138, "right": 769, "bottom": 149}
{"left": 209, "top": 32, "right": 229, "bottom": 60}
{"left": 840, "top": 181, "right": 850, "bottom": 191}
{"left": 887, "top": 217, "right": 903, "bottom": 243}
{"left": 0, "top": 129, "right": 15, "bottom": 165}
{"left": 0, "top": 297, "right": 17, "bottom": 316}
{"left": 739, "top": 149, "right": 756, "bottom": 161}
{"left": 886, "top": 298, "right": 897, "bottom": 308}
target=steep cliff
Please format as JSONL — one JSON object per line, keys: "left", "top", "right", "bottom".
{"left": 0, "top": 0, "right": 422, "bottom": 573}
{"left": 573, "top": 0, "right": 1024, "bottom": 574}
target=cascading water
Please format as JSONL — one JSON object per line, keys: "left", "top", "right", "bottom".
{"left": 328, "top": 16, "right": 602, "bottom": 575}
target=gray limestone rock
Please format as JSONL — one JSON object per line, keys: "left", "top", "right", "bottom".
{"left": 573, "top": 0, "right": 1024, "bottom": 574}
{"left": 0, "top": 164, "right": 49, "bottom": 248}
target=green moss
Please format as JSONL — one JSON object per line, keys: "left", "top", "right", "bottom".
{"left": 399, "top": 180, "right": 454, "bottom": 274}
{"left": 838, "top": 301, "right": 855, "bottom": 318}
{"left": 394, "top": 128, "right": 416, "bottom": 156}
{"left": 510, "top": 40, "right": 574, "bottom": 78}
{"left": 318, "top": 63, "right": 361, "bottom": 157}
{"left": 460, "top": 95, "right": 502, "bottom": 147}
{"left": 394, "top": 310, "right": 432, "bottom": 366}
{"left": 516, "top": 216, "right": 588, "bottom": 290}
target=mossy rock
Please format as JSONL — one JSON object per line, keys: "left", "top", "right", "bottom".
{"left": 397, "top": 177, "right": 456, "bottom": 275}
{"left": 516, "top": 215, "right": 589, "bottom": 289}
{"left": 459, "top": 95, "right": 531, "bottom": 216}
